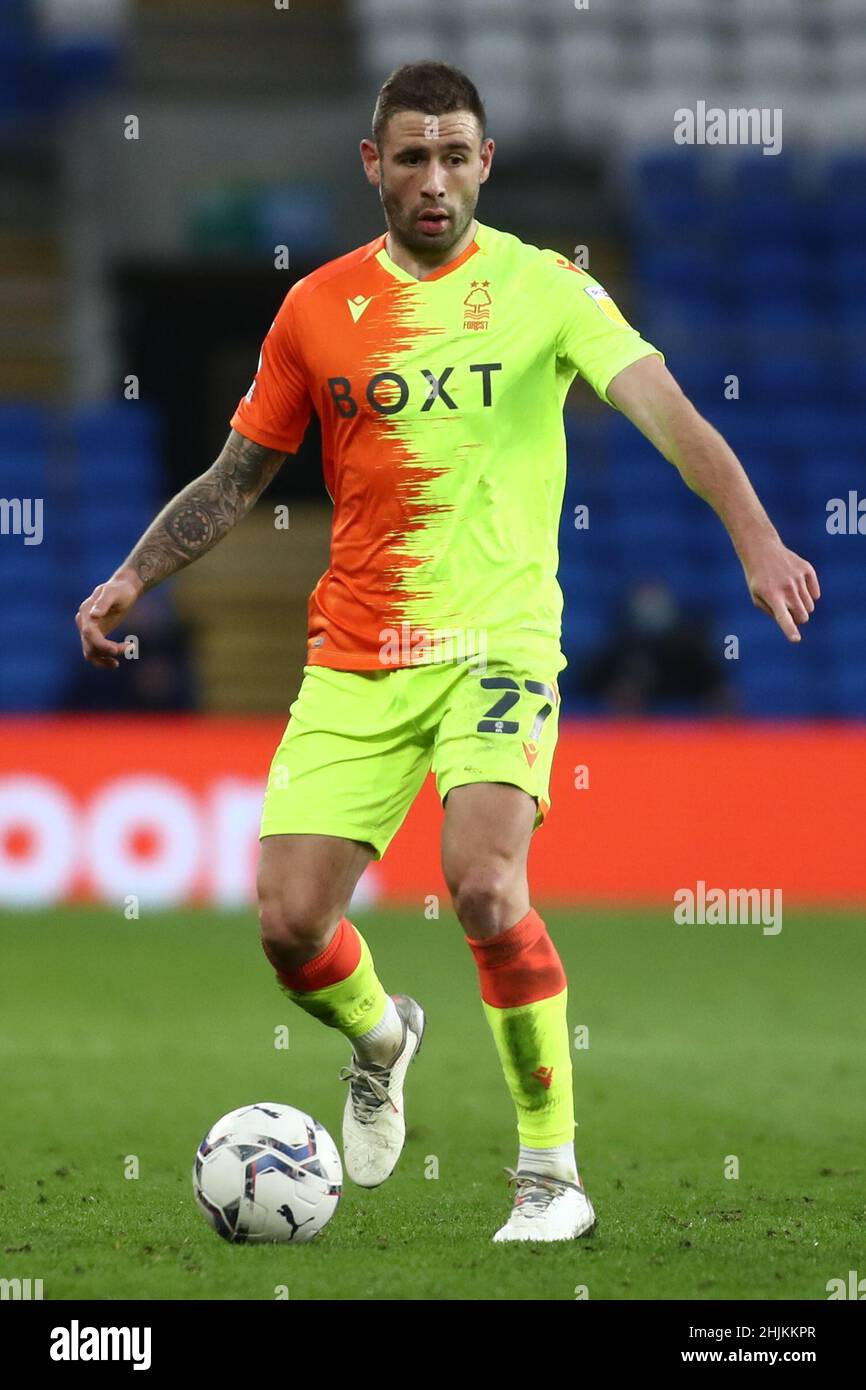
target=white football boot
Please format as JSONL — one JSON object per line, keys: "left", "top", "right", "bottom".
{"left": 338, "top": 993, "right": 426, "bottom": 1188}
{"left": 492, "top": 1167, "right": 598, "bottom": 1243}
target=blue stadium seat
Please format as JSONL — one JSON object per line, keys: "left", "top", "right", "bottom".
{"left": 635, "top": 150, "right": 704, "bottom": 197}
{"left": 0, "top": 653, "right": 70, "bottom": 712}
{"left": 0, "top": 400, "right": 166, "bottom": 707}
{"left": 71, "top": 402, "right": 160, "bottom": 453}
{"left": 0, "top": 544, "right": 62, "bottom": 597}
{"left": 0, "top": 0, "right": 33, "bottom": 32}
{"left": 833, "top": 248, "right": 866, "bottom": 288}
{"left": 772, "top": 411, "right": 861, "bottom": 455}
{"left": 642, "top": 288, "right": 726, "bottom": 329}
{"left": 738, "top": 294, "right": 817, "bottom": 331}
{"left": 67, "top": 404, "right": 162, "bottom": 509}
{"left": 0, "top": 403, "right": 51, "bottom": 450}
{"left": 833, "top": 663, "right": 866, "bottom": 717}
{"left": 825, "top": 152, "right": 866, "bottom": 194}
{"left": 826, "top": 613, "right": 866, "bottom": 653}
{"left": 822, "top": 558, "right": 866, "bottom": 609}
{"left": 564, "top": 566, "right": 620, "bottom": 612}
{"left": 46, "top": 40, "right": 120, "bottom": 106}
{"left": 730, "top": 155, "right": 801, "bottom": 198}
{"left": 637, "top": 190, "right": 718, "bottom": 239}
{"left": 720, "top": 411, "right": 792, "bottom": 460}
{"left": 664, "top": 354, "right": 739, "bottom": 407}
{"left": 561, "top": 610, "right": 607, "bottom": 656}
{"left": 637, "top": 245, "right": 720, "bottom": 296}
{"left": 736, "top": 246, "right": 811, "bottom": 291}
{"left": 825, "top": 197, "right": 866, "bottom": 247}
{"left": 727, "top": 194, "right": 814, "bottom": 245}
{"left": 564, "top": 414, "right": 607, "bottom": 457}
{"left": 0, "top": 35, "right": 44, "bottom": 120}
{"left": 800, "top": 450, "right": 865, "bottom": 508}
{"left": 836, "top": 297, "right": 866, "bottom": 329}
{"left": 612, "top": 146, "right": 866, "bottom": 719}
{"left": 700, "top": 567, "right": 752, "bottom": 610}
{"left": 825, "top": 613, "right": 866, "bottom": 716}
{"left": 736, "top": 661, "right": 820, "bottom": 717}
{"left": 743, "top": 450, "right": 805, "bottom": 505}
{"left": 0, "top": 598, "right": 74, "bottom": 710}
{"left": 77, "top": 496, "right": 153, "bottom": 530}
{"left": 0, "top": 446, "right": 48, "bottom": 494}
{"left": 739, "top": 353, "right": 829, "bottom": 408}
{"left": 836, "top": 354, "right": 866, "bottom": 405}
{"left": 75, "top": 450, "right": 161, "bottom": 505}
{"left": 608, "top": 449, "right": 686, "bottom": 505}
{"left": 608, "top": 506, "right": 693, "bottom": 553}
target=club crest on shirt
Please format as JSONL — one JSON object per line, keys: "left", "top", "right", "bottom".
{"left": 463, "top": 280, "right": 492, "bottom": 331}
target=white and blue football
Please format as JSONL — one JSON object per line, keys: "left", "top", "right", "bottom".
{"left": 193, "top": 1102, "right": 342, "bottom": 1244}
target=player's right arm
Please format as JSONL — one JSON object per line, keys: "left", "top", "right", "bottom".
{"left": 78, "top": 281, "right": 312, "bottom": 668}
{"left": 75, "top": 429, "right": 287, "bottom": 669}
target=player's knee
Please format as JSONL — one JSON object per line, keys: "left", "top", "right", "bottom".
{"left": 257, "top": 886, "right": 339, "bottom": 968}
{"left": 451, "top": 865, "right": 517, "bottom": 935}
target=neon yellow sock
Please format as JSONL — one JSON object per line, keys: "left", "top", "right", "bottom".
{"left": 467, "top": 908, "right": 575, "bottom": 1148}
{"left": 271, "top": 916, "right": 388, "bottom": 1039}
{"left": 482, "top": 990, "right": 575, "bottom": 1147}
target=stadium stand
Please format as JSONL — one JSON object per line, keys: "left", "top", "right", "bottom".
{"left": 557, "top": 150, "right": 866, "bottom": 716}
{"left": 1, "top": 1, "right": 864, "bottom": 716}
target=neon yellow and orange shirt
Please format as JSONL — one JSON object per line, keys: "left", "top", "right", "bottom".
{"left": 230, "top": 220, "right": 662, "bottom": 673}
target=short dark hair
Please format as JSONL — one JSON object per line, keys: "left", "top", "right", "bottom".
{"left": 372, "top": 61, "right": 487, "bottom": 149}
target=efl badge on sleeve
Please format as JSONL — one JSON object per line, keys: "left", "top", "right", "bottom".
{"left": 584, "top": 283, "right": 631, "bottom": 328}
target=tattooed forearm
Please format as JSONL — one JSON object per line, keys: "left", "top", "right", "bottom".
{"left": 121, "top": 431, "right": 287, "bottom": 590}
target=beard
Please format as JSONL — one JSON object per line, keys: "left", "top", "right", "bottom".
{"left": 379, "top": 179, "right": 477, "bottom": 255}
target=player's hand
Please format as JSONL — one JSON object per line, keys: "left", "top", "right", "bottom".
{"left": 742, "top": 543, "right": 820, "bottom": 643}
{"left": 75, "top": 569, "right": 143, "bottom": 669}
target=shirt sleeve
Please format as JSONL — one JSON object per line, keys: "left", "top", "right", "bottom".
{"left": 544, "top": 253, "right": 664, "bottom": 406}
{"left": 230, "top": 285, "right": 313, "bottom": 452}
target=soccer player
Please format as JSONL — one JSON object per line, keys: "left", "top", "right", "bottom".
{"left": 76, "top": 62, "right": 820, "bottom": 1242}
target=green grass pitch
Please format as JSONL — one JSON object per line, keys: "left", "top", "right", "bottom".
{"left": 1, "top": 905, "right": 863, "bottom": 1301}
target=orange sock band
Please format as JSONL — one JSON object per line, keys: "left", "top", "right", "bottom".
{"left": 465, "top": 908, "right": 566, "bottom": 1008}
{"left": 272, "top": 916, "right": 362, "bottom": 992}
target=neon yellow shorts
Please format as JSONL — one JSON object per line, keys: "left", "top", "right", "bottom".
{"left": 260, "top": 656, "right": 562, "bottom": 860}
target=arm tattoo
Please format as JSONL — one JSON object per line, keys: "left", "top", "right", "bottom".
{"left": 124, "top": 431, "right": 286, "bottom": 590}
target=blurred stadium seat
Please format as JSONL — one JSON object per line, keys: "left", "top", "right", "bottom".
{"left": 0, "top": 401, "right": 166, "bottom": 711}
{"left": 557, "top": 143, "right": 866, "bottom": 715}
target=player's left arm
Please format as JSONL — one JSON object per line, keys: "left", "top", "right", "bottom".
{"left": 606, "top": 353, "right": 821, "bottom": 643}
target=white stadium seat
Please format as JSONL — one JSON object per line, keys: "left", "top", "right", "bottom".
{"left": 643, "top": 31, "right": 722, "bottom": 89}
{"left": 358, "top": 28, "right": 444, "bottom": 80}
{"left": 641, "top": 0, "right": 722, "bottom": 23}
{"left": 351, "top": 0, "right": 862, "bottom": 141}
{"left": 819, "top": 0, "right": 864, "bottom": 22}
{"left": 456, "top": 31, "right": 537, "bottom": 145}
{"left": 737, "top": 32, "right": 811, "bottom": 89}
{"left": 355, "top": 0, "right": 435, "bottom": 20}
{"left": 727, "top": 0, "right": 805, "bottom": 24}
{"left": 826, "top": 34, "right": 866, "bottom": 85}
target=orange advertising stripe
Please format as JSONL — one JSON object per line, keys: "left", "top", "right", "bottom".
{"left": 1, "top": 719, "right": 865, "bottom": 906}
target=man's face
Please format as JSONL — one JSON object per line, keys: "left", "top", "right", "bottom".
{"left": 361, "top": 109, "right": 494, "bottom": 254}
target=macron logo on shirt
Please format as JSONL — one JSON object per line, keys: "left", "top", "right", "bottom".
{"left": 347, "top": 294, "right": 373, "bottom": 323}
